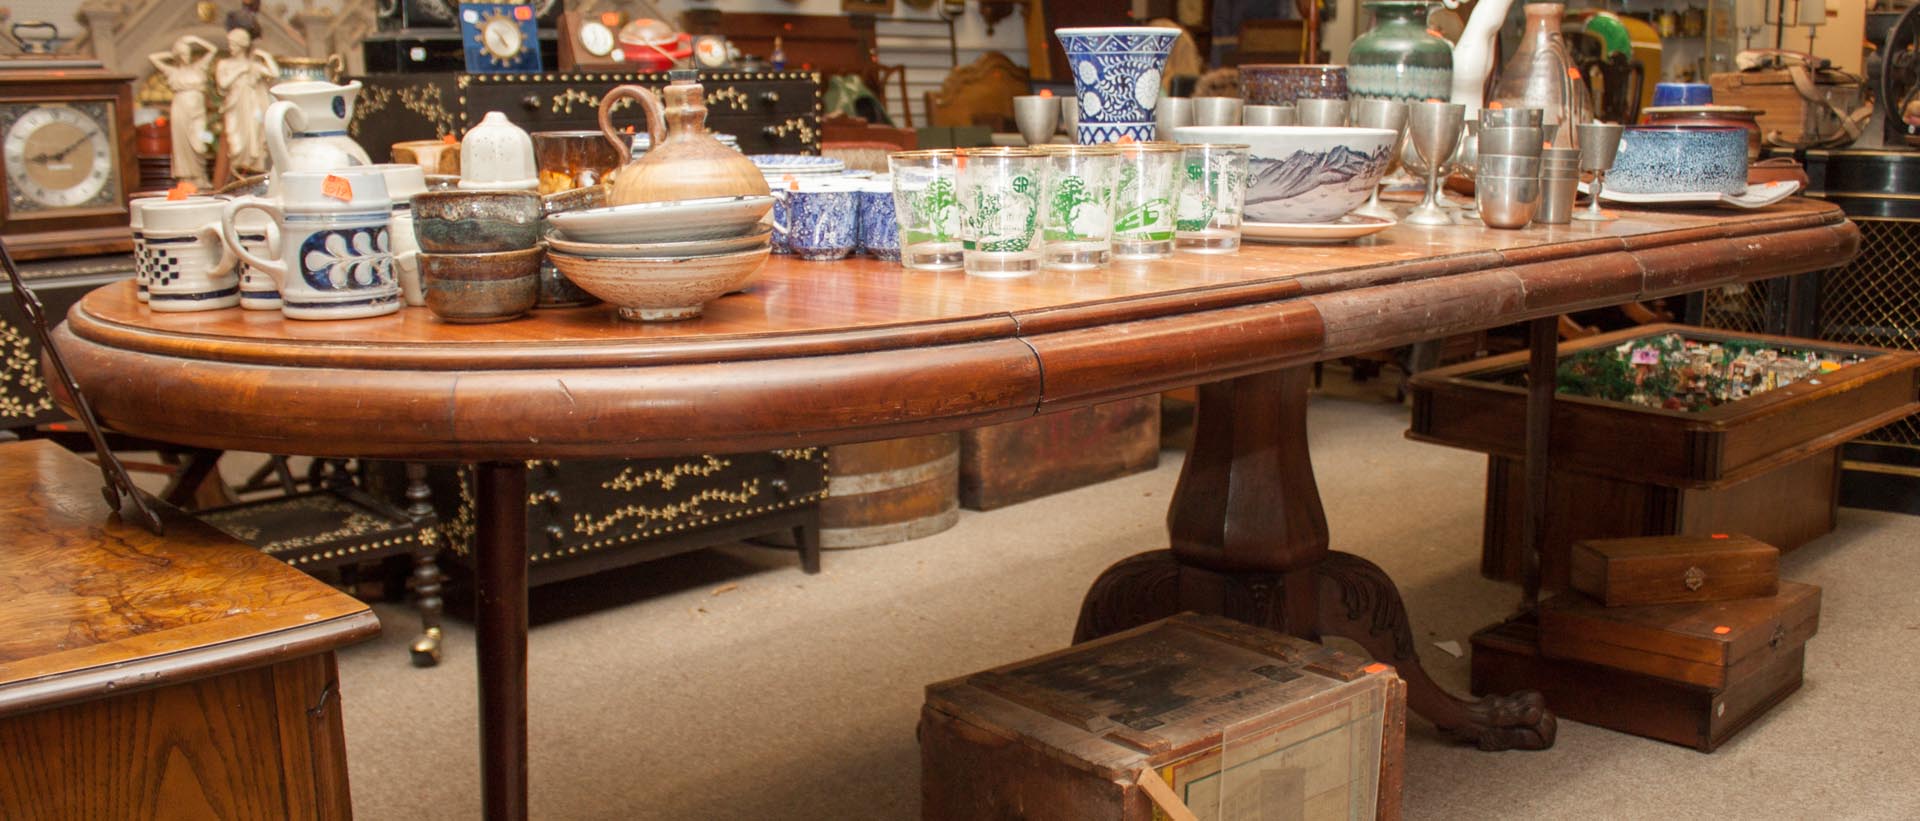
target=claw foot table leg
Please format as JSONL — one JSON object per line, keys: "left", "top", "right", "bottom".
{"left": 1073, "top": 366, "right": 1556, "bottom": 751}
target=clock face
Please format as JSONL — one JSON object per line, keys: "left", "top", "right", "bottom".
{"left": 3, "top": 102, "right": 118, "bottom": 215}
{"left": 580, "top": 21, "right": 615, "bottom": 57}
{"left": 481, "top": 16, "right": 525, "bottom": 61}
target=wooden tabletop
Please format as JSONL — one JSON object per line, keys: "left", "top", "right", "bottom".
{"left": 53, "top": 201, "right": 1856, "bottom": 460}
{"left": 0, "top": 440, "right": 379, "bottom": 718}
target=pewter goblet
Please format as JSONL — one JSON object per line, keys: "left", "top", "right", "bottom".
{"left": 1244, "top": 104, "right": 1295, "bottom": 126}
{"left": 1350, "top": 99, "right": 1408, "bottom": 220}
{"left": 1013, "top": 95, "right": 1060, "bottom": 146}
{"left": 1060, "top": 97, "right": 1080, "bottom": 143}
{"left": 1405, "top": 101, "right": 1465, "bottom": 226}
{"left": 1573, "top": 122, "right": 1625, "bottom": 222}
{"left": 1192, "top": 96, "right": 1243, "bottom": 126}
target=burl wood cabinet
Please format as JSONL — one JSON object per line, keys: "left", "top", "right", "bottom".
{"left": 0, "top": 441, "right": 379, "bottom": 820}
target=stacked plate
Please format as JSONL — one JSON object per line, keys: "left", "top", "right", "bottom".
{"left": 543, "top": 194, "right": 776, "bottom": 322}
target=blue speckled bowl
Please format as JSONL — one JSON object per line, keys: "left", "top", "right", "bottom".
{"left": 1608, "top": 126, "right": 1749, "bottom": 196}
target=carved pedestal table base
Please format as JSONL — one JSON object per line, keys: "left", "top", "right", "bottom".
{"left": 1074, "top": 367, "right": 1557, "bottom": 751}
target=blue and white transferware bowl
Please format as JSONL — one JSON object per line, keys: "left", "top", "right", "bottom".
{"left": 751, "top": 154, "right": 845, "bottom": 175}
{"left": 1056, "top": 27, "right": 1181, "bottom": 144}
{"left": 1608, "top": 126, "right": 1748, "bottom": 196}
{"left": 1172, "top": 125, "right": 1398, "bottom": 223}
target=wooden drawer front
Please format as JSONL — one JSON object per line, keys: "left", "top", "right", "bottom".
{"left": 353, "top": 72, "right": 822, "bottom": 157}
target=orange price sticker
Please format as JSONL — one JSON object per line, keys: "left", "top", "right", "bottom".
{"left": 442, "top": 133, "right": 458, "bottom": 144}
{"left": 1039, "top": 88, "right": 1053, "bottom": 98}
{"left": 1712, "top": 626, "right": 1732, "bottom": 635}
{"left": 600, "top": 11, "right": 621, "bottom": 26}
{"left": 167, "top": 181, "right": 198, "bottom": 201}
{"left": 1567, "top": 66, "right": 1583, "bottom": 81}
{"left": 1488, "top": 101, "right": 1505, "bottom": 110}
{"left": 1711, "top": 533, "right": 1729, "bottom": 539}
{"left": 322, "top": 174, "right": 354, "bottom": 202}
{"left": 514, "top": 5, "right": 532, "bottom": 21}
{"left": 1362, "top": 663, "right": 1392, "bottom": 675}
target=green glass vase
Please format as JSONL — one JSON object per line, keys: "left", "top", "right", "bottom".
{"left": 1348, "top": 1, "right": 1454, "bottom": 103}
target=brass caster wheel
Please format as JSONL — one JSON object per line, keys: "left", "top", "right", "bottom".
{"left": 410, "top": 626, "right": 443, "bottom": 668}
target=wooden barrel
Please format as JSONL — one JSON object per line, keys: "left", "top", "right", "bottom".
{"left": 818, "top": 433, "right": 960, "bottom": 548}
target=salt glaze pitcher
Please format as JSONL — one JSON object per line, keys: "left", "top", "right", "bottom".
{"left": 266, "top": 80, "right": 372, "bottom": 179}
{"left": 222, "top": 167, "right": 400, "bottom": 321}
{"left": 597, "top": 69, "right": 769, "bottom": 205}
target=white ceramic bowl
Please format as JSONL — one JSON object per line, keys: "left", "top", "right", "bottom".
{"left": 1172, "top": 125, "right": 1398, "bottom": 223}
{"left": 547, "top": 195, "right": 775, "bottom": 244}
{"left": 547, "top": 246, "right": 769, "bottom": 321}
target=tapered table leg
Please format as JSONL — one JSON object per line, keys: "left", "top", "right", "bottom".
{"left": 1076, "top": 366, "right": 1556, "bottom": 751}
{"left": 475, "top": 461, "right": 529, "bottom": 821}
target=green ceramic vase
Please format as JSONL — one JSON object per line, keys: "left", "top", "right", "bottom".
{"left": 1348, "top": 1, "right": 1454, "bottom": 103}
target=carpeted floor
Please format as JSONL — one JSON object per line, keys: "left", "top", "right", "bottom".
{"left": 332, "top": 392, "right": 1920, "bottom": 820}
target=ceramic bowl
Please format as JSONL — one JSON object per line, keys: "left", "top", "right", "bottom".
{"left": 1651, "top": 82, "right": 1713, "bottom": 108}
{"left": 547, "top": 246, "right": 770, "bottom": 322}
{"left": 541, "top": 184, "right": 609, "bottom": 217}
{"left": 1171, "top": 125, "right": 1397, "bottom": 223}
{"left": 547, "top": 195, "right": 775, "bottom": 244}
{"left": 1608, "top": 126, "right": 1749, "bottom": 195}
{"left": 410, "top": 190, "right": 543, "bottom": 252}
{"left": 1641, "top": 105, "right": 1764, "bottom": 159}
{"left": 418, "top": 246, "right": 543, "bottom": 323}
{"left": 544, "top": 223, "right": 772, "bottom": 259}
{"left": 1238, "top": 64, "right": 1349, "bottom": 106}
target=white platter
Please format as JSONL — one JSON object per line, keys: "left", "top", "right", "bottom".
{"left": 545, "top": 224, "right": 772, "bottom": 259}
{"left": 547, "top": 195, "right": 775, "bottom": 244}
{"left": 1579, "top": 179, "right": 1801, "bottom": 209}
{"left": 1242, "top": 213, "right": 1396, "bottom": 244}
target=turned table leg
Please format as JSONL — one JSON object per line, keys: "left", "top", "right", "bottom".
{"left": 1076, "top": 366, "right": 1556, "bottom": 751}
{"left": 474, "top": 461, "right": 530, "bottom": 821}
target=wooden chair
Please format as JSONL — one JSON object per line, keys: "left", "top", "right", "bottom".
{"left": 925, "top": 51, "right": 1031, "bottom": 132}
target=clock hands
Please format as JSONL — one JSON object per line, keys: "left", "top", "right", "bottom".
{"left": 24, "top": 131, "right": 97, "bottom": 167}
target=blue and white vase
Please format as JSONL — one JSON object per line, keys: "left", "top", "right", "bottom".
{"left": 1056, "top": 27, "right": 1182, "bottom": 145}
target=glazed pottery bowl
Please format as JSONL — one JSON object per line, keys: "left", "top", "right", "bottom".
{"left": 1171, "top": 125, "right": 1397, "bottom": 223}
{"left": 548, "top": 246, "right": 770, "bottom": 322}
{"left": 1239, "top": 64, "right": 1349, "bottom": 106}
{"left": 547, "top": 195, "right": 775, "bottom": 244}
{"left": 1055, "top": 26, "right": 1182, "bottom": 144}
{"left": 1641, "top": 105, "right": 1764, "bottom": 159}
{"left": 543, "top": 223, "right": 771, "bottom": 259}
{"left": 418, "top": 246, "right": 543, "bottom": 323}
{"left": 410, "top": 190, "right": 543, "bottom": 252}
{"left": 1608, "top": 126, "right": 1749, "bottom": 195}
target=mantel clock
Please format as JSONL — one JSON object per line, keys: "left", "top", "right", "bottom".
{"left": 0, "top": 63, "right": 137, "bottom": 260}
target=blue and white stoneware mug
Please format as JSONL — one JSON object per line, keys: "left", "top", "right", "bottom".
{"left": 138, "top": 197, "right": 241, "bottom": 312}
{"left": 231, "top": 208, "right": 282, "bottom": 310}
{"left": 773, "top": 179, "right": 858, "bottom": 261}
{"left": 223, "top": 168, "right": 401, "bottom": 320}
{"left": 855, "top": 181, "right": 900, "bottom": 261}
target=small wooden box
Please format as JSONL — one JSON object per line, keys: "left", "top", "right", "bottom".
{"left": 1471, "top": 616, "right": 1804, "bottom": 752}
{"left": 959, "top": 395, "right": 1160, "bottom": 511}
{"left": 921, "top": 613, "right": 1405, "bottom": 821}
{"left": 1538, "top": 581, "right": 1820, "bottom": 690}
{"left": 1569, "top": 534, "right": 1780, "bottom": 607}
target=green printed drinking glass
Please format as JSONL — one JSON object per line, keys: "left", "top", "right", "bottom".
{"left": 1111, "top": 142, "right": 1183, "bottom": 260}
{"left": 888, "top": 149, "right": 963, "bottom": 270}
{"left": 1174, "top": 143, "right": 1250, "bottom": 254}
{"left": 956, "top": 147, "right": 1045, "bottom": 277}
{"left": 1037, "top": 145, "right": 1119, "bottom": 270}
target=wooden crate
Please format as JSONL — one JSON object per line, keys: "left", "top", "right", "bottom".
{"left": 1472, "top": 616, "right": 1805, "bottom": 753}
{"left": 921, "top": 613, "right": 1405, "bottom": 821}
{"left": 959, "top": 395, "right": 1160, "bottom": 511}
{"left": 1569, "top": 533, "right": 1779, "bottom": 607}
{"left": 1408, "top": 324, "right": 1920, "bottom": 590}
{"left": 1538, "top": 582, "right": 1820, "bottom": 690}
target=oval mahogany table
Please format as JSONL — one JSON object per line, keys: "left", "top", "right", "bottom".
{"left": 54, "top": 200, "right": 1857, "bottom": 820}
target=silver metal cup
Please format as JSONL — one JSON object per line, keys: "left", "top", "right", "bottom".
{"left": 1013, "top": 95, "right": 1060, "bottom": 146}
{"left": 1537, "top": 175, "right": 1578, "bottom": 224}
{"left": 1477, "top": 153, "right": 1542, "bottom": 177}
{"left": 1476, "top": 174, "right": 1542, "bottom": 229}
{"left": 1478, "top": 126, "right": 1545, "bottom": 157}
{"left": 1574, "top": 122, "right": 1625, "bottom": 222}
{"left": 1060, "top": 97, "right": 1080, "bottom": 143}
{"left": 1155, "top": 97, "right": 1195, "bottom": 141}
{"left": 1297, "top": 97, "right": 1349, "bottom": 128}
{"left": 1243, "top": 105, "right": 1296, "bottom": 126}
{"left": 1192, "top": 96, "right": 1244, "bottom": 126}
{"left": 1481, "top": 107, "right": 1545, "bottom": 128}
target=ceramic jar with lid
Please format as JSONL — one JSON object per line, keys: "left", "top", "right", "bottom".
{"left": 459, "top": 112, "right": 538, "bottom": 191}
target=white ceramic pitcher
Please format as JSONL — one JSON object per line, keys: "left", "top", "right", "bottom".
{"left": 265, "top": 80, "right": 372, "bottom": 180}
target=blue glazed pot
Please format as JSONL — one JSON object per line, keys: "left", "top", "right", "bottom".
{"left": 1651, "top": 82, "right": 1713, "bottom": 108}
{"left": 1608, "top": 126, "right": 1749, "bottom": 195}
{"left": 1056, "top": 27, "right": 1181, "bottom": 144}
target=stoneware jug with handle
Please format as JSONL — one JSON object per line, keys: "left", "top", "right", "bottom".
{"left": 266, "top": 80, "right": 372, "bottom": 180}
{"left": 598, "top": 70, "right": 769, "bottom": 206}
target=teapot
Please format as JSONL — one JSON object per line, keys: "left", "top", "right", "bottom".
{"left": 597, "top": 69, "right": 769, "bottom": 206}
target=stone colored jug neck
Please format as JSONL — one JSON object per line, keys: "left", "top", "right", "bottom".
{"left": 598, "top": 73, "right": 769, "bottom": 205}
